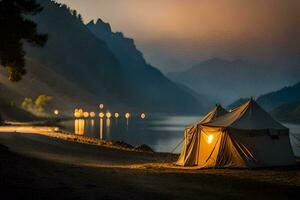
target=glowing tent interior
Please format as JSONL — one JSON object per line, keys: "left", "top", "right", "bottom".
{"left": 176, "top": 104, "right": 228, "bottom": 166}
{"left": 176, "top": 99, "right": 295, "bottom": 168}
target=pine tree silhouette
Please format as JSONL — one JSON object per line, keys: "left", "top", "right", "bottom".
{"left": 0, "top": 0, "right": 48, "bottom": 82}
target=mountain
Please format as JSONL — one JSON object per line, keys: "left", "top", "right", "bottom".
{"left": 227, "top": 97, "right": 250, "bottom": 110}
{"left": 0, "top": 96, "right": 38, "bottom": 122}
{"left": 27, "top": 0, "right": 123, "bottom": 103}
{"left": 270, "top": 101, "right": 300, "bottom": 124}
{"left": 87, "top": 19, "right": 147, "bottom": 70}
{"left": 0, "top": 59, "right": 100, "bottom": 117}
{"left": 226, "top": 82, "right": 300, "bottom": 123}
{"left": 257, "top": 82, "right": 300, "bottom": 111}
{"left": 167, "top": 58, "right": 300, "bottom": 105}
{"left": 2, "top": 0, "right": 202, "bottom": 114}
{"left": 86, "top": 18, "right": 204, "bottom": 112}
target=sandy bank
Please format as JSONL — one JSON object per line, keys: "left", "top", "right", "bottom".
{"left": 0, "top": 125, "right": 157, "bottom": 153}
{"left": 0, "top": 126, "right": 299, "bottom": 187}
{"left": 0, "top": 138, "right": 299, "bottom": 200}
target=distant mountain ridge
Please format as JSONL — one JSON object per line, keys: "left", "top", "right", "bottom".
{"left": 86, "top": 18, "right": 205, "bottom": 112}
{"left": 29, "top": 0, "right": 123, "bottom": 99}
{"left": 257, "top": 82, "right": 300, "bottom": 111}
{"left": 270, "top": 101, "right": 300, "bottom": 124}
{"left": 167, "top": 58, "right": 300, "bottom": 105}
{"left": 2, "top": 0, "right": 203, "bottom": 114}
{"left": 226, "top": 82, "right": 300, "bottom": 123}
{"left": 227, "top": 98, "right": 250, "bottom": 110}
{"left": 87, "top": 19, "right": 147, "bottom": 70}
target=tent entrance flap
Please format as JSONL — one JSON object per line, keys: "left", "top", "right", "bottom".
{"left": 176, "top": 105, "right": 228, "bottom": 166}
{"left": 176, "top": 126, "right": 201, "bottom": 166}
{"left": 197, "top": 130, "right": 222, "bottom": 168}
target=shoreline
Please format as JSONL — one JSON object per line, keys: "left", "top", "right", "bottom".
{"left": 0, "top": 125, "right": 160, "bottom": 154}
{"left": 0, "top": 125, "right": 299, "bottom": 167}
{"left": 0, "top": 133, "right": 299, "bottom": 200}
{"left": 0, "top": 126, "right": 299, "bottom": 199}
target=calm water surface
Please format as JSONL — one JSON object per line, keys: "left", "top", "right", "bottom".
{"left": 59, "top": 116, "right": 300, "bottom": 155}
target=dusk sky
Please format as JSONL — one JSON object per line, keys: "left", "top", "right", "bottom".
{"left": 57, "top": 0, "right": 299, "bottom": 72}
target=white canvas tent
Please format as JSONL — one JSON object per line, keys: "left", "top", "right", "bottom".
{"left": 176, "top": 105, "right": 228, "bottom": 166}
{"left": 176, "top": 99, "right": 295, "bottom": 168}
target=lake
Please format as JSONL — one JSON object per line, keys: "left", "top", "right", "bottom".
{"left": 59, "top": 115, "right": 300, "bottom": 156}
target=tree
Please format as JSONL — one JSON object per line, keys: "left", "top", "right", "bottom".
{"left": 21, "top": 95, "right": 53, "bottom": 116}
{"left": 72, "top": 9, "right": 77, "bottom": 17}
{"left": 0, "top": 0, "right": 48, "bottom": 82}
{"left": 21, "top": 97, "right": 34, "bottom": 110}
{"left": 78, "top": 14, "right": 83, "bottom": 22}
{"left": 34, "top": 95, "right": 53, "bottom": 109}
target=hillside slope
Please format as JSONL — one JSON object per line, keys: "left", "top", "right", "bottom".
{"left": 6, "top": 0, "right": 203, "bottom": 114}
{"left": 270, "top": 101, "right": 300, "bottom": 124}
{"left": 168, "top": 58, "right": 300, "bottom": 105}
{"left": 28, "top": 0, "right": 123, "bottom": 102}
{"left": 227, "top": 98, "right": 250, "bottom": 110}
{"left": 257, "top": 83, "right": 300, "bottom": 111}
{"left": 87, "top": 19, "right": 147, "bottom": 70}
{"left": 0, "top": 59, "right": 101, "bottom": 117}
{"left": 86, "top": 17, "right": 204, "bottom": 112}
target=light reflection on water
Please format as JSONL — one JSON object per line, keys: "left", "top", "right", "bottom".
{"left": 60, "top": 115, "right": 200, "bottom": 153}
{"left": 60, "top": 116, "right": 300, "bottom": 155}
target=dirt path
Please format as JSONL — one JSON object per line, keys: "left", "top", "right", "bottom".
{"left": 0, "top": 142, "right": 299, "bottom": 200}
{"left": 0, "top": 129, "right": 176, "bottom": 167}
{"left": 0, "top": 126, "right": 300, "bottom": 199}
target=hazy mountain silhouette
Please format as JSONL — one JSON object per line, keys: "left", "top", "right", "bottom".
{"left": 168, "top": 58, "right": 300, "bottom": 105}
{"left": 27, "top": 0, "right": 122, "bottom": 99}
{"left": 224, "top": 82, "right": 300, "bottom": 123}
{"left": 87, "top": 19, "right": 147, "bottom": 70}
{"left": 226, "top": 92, "right": 300, "bottom": 123}
{"left": 257, "top": 82, "right": 300, "bottom": 111}
{"left": 227, "top": 98, "right": 250, "bottom": 110}
{"left": 6, "top": 0, "right": 202, "bottom": 114}
{"left": 270, "top": 101, "right": 300, "bottom": 124}
{"left": 85, "top": 18, "right": 204, "bottom": 112}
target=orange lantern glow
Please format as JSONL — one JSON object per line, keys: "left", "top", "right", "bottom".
{"left": 106, "top": 112, "right": 112, "bottom": 118}
{"left": 125, "top": 112, "right": 130, "bottom": 119}
{"left": 83, "top": 112, "right": 89, "bottom": 118}
{"left": 90, "top": 112, "right": 96, "bottom": 118}
{"left": 207, "top": 134, "right": 214, "bottom": 144}
{"left": 54, "top": 109, "right": 59, "bottom": 115}
{"left": 99, "top": 112, "right": 105, "bottom": 118}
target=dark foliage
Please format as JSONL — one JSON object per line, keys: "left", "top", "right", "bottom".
{"left": 55, "top": 2, "right": 83, "bottom": 22}
{"left": 0, "top": 0, "right": 47, "bottom": 81}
